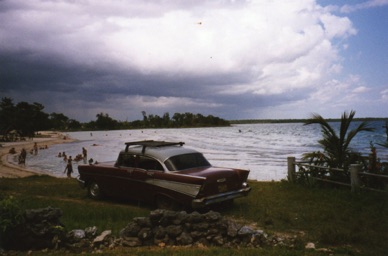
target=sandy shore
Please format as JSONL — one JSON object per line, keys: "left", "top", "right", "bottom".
{"left": 0, "top": 131, "right": 75, "bottom": 178}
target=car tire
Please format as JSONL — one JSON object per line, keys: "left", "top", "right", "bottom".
{"left": 88, "top": 181, "right": 103, "bottom": 199}
{"left": 156, "top": 195, "right": 181, "bottom": 211}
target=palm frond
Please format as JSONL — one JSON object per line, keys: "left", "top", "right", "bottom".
{"left": 304, "top": 110, "right": 374, "bottom": 169}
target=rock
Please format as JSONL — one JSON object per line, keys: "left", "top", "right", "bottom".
{"left": 138, "top": 227, "right": 153, "bottom": 241}
{"left": 149, "top": 209, "right": 165, "bottom": 225}
{"left": 204, "top": 211, "right": 222, "bottom": 222}
{"left": 250, "top": 230, "right": 268, "bottom": 246}
{"left": 85, "top": 226, "right": 98, "bottom": 238}
{"left": 176, "top": 232, "right": 193, "bottom": 245}
{"left": 173, "top": 211, "right": 189, "bottom": 225}
{"left": 93, "top": 230, "right": 112, "bottom": 244}
{"left": 4, "top": 207, "right": 65, "bottom": 251}
{"left": 4, "top": 208, "right": 293, "bottom": 252}
{"left": 187, "top": 211, "right": 203, "bottom": 223}
{"left": 238, "top": 226, "right": 255, "bottom": 236}
{"left": 192, "top": 222, "right": 209, "bottom": 231}
{"left": 226, "top": 220, "right": 241, "bottom": 237}
{"left": 133, "top": 217, "right": 152, "bottom": 227}
{"left": 165, "top": 225, "right": 183, "bottom": 238}
{"left": 67, "top": 229, "right": 85, "bottom": 243}
{"left": 120, "top": 222, "right": 141, "bottom": 237}
{"left": 190, "top": 230, "right": 204, "bottom": 239}
{"left": 153, "top": 226, "right": 167, "bottom": 239}
{"left": 305, "top": 242, "right": 315, "bottom": 249}
{"left": 122, "top": 237, "right": 142, "bottom": 247}
{"left": 159, "top": 210, "right": 182, "bottom": 226}
{"left": 25, "top": 207, "right": 63, "bottom": 222}
{"left": 212, "top": 235, "right": 225, "bottom": 246}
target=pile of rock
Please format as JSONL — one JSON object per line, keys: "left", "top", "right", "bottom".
{"left": 3, "top": 207, "right": 292, "bottom": 253}
{"left": 117, "top": 209, "right": 273, "bottom": 248}
{"left": 4, "top": 207, "right": 66, "bottom": 251}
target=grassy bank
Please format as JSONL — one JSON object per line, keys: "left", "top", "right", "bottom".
{"left": 1, "top": 176, "right": 387, "bottom": 255}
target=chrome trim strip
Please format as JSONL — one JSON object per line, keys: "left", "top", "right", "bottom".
{"left": 167, "top": 172, "right": 207, "bottom": 180}
{"left": 146, "top": 179, "right": 201, "bottom": 197}
{"left": 191, "top": 187, "right": 251, "bottom": 208}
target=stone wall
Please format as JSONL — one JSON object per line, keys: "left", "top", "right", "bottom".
{"left": 3, "top": 207, "right": 65, "bottom": 251}
{"left": 118, "top": 209, "right": 273, "bottom": 248}
{"left": 2, "top": 207, "right": 293, "bottom": 253}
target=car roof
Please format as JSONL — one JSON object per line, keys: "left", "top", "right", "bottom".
{"left": 122, "top": 140, "right": 200, "bottom": 162}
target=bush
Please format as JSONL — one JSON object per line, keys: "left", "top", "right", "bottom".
{"left": 0, "top": 196, "right": 25, "bottom": 247}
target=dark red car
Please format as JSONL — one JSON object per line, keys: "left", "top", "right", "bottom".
{"left": 77, "top": 140, "right": 251, "bottom": 210}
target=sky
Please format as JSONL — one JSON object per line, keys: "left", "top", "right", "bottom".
{"left": 0, "top": 0, "right": 387, "bottom": 122}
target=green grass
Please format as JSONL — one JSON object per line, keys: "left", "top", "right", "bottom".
{"left": 1, "top": 176, "right": 387, "bottom": 255}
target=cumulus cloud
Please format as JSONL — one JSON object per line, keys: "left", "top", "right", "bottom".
{"left": 340, "top": 0, "right": 388, "bottom": 13}
{"left": 0, "top": 0, "right": 383, "bottom": 121}
{"left": 381, "top": 89, "right": 388, "bottom": 101}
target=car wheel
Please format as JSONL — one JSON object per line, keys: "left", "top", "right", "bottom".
{"left": 156, "top": 195, "right": 181, "bottom": 211}
{"left": 88, "top": 182, "right": 102, "bottom": 199}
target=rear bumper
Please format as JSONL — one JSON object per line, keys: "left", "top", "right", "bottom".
{"left": 191, "top": 186, "right": 251, "bottom": 209}
{"left": 77, "top": 176, "right": 86, "bottom": 188}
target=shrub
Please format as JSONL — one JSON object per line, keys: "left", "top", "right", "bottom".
{"left": 0, "top": 196, "right": 25, "bottom": 247}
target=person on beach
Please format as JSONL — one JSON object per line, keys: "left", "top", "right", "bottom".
{"left": 64, "top": 159, "right": 73, "bottom": 178}
{"left": 18, "top": 148, "right": 27, "bottom": 165}
{"left": 82, "top": 147, "right": 87, "bottom": 164}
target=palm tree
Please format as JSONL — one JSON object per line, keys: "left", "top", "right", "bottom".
{"left": 303, "top": 110, "right": 374, "bottom": 172}
{"left": 376, "top": 121, "right": 388, "bottom": 148}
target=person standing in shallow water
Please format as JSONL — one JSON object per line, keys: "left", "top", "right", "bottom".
{"left": 64, "top": 159, "right": 73, "bottom": 178}
{"left": 33, "top": 142, "right": 38, "bottom": 155}
{"left": 19, "top": 148, "right": 27, "bottom": 165}
{"left": 82, "top": 147, "right": 87, "bottom": 164}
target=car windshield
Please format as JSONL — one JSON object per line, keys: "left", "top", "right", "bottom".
{"left": 164, "top": 153, "right": 211, "bottom": 171}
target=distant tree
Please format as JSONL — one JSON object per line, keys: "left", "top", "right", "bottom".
{"left": 162, "top": 112, "right": 170, "bottom": 127}
{"left": 183, "top": 112, "right": 194, "bottom": 127}
{"left": 67, "top": 119, "right": 81, "bottom": 130}
{"left": 84, "top": 121, "right": 96, "bottom": 130}
{"left": 11, "top": 101, "right": 49, "bottom": 137}
{"left": 0, "top": 97, "right": 16, "bottom": 135}
{"left": 141, "top": 111, "right": 147, "bottom": 122}
{"left": 49, "top": 112, "right": 69, "bottom": 130}
{"left": 95, "top": 113, "right": 118, "bottom": 130}
{"left": 172, "top": 113, "right": 183, "bottom": 127}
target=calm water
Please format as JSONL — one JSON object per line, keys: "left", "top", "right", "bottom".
{"left": 14, "top": 121, "right": 388, "bottom": 181}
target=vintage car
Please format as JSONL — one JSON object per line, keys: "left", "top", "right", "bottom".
{"left": 77, "top": 140, "right": 251, "bottom": 210}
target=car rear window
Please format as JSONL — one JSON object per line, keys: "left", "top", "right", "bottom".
{"left": 165, "top": 153, "right": 211, "bottom": 171}
{"left": 117, "top": 154, "right": 164, "bottom": 171}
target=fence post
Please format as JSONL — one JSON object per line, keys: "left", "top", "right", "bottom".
{"left": 350, "top": 164, "right": 361, "bottom": 193}
{"left": 287, "top": 157, "right": 296, "bottom": 183}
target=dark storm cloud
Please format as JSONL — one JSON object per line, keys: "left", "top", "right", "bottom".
{"left": 1, "top": 0, "right": 386, "bottom": 121}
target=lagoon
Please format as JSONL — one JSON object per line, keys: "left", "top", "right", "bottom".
{"left": 17, "top": 121, "right": 388, "bottom": 181}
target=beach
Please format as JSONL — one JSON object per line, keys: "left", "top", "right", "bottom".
{"left": 0, "top": 131, "right": 75, "bottom": 178}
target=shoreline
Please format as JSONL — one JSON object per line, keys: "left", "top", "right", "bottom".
{"left": 0, "top": 131, "right": 75, "bottom": 178}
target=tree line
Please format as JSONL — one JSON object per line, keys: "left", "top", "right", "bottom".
{"left": 0, "top": 97, "right": 230, "bottom": 139}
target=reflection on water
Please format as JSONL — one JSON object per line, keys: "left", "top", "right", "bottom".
{"left": 19, "top": 121, "right": 388, "bottom": 181}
